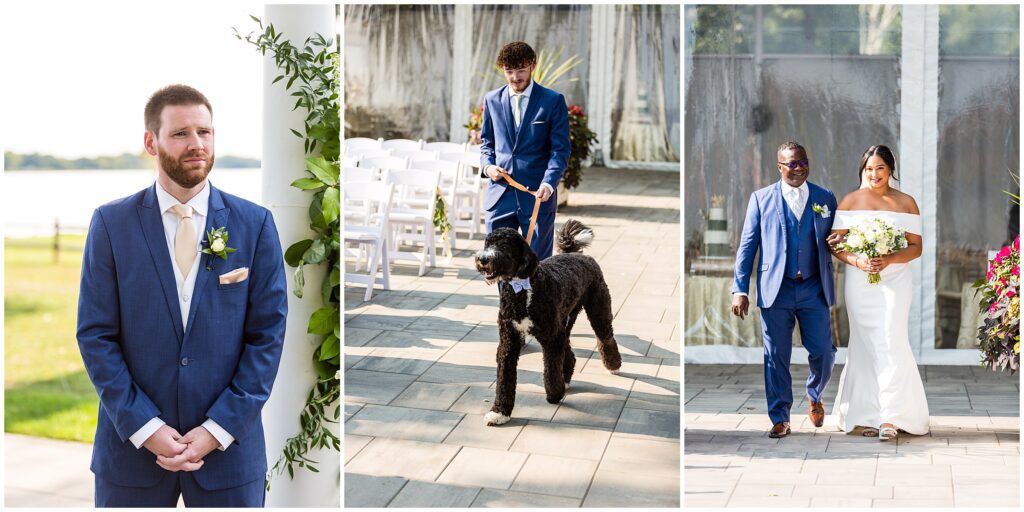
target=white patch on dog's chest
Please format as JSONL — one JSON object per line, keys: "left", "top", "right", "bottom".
{"left": 513, "top": 289, "right": 534, "bottom": 338}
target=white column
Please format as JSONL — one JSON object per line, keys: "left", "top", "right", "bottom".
{"left": 260, "top": 4, "right": 339, "bottom": 507}
{"left": 588, "top": 4, "right": 615, "bottom": 167}
{"left": 899, "top": 5, "right": 939, "bottom": 361}
{"left": 449, "top": 5, "right": 473, "bottom": 143}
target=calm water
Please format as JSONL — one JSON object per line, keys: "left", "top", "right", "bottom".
{"left": 3, "top": 169, "right": 262, "bottom": 237}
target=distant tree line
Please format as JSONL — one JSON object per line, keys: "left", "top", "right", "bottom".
{"left": 4, "top": 151, "right": 260, "bottom": 170}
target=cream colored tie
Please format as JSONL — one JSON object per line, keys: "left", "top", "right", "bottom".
{"left": 512, "top": 93, "right": 524, "bottom": 128}
{"left": 788, "top": 188, "right": 803, "bottom": 216}
{"left": 171, "top": 204, "right": 197, "bottom": 276}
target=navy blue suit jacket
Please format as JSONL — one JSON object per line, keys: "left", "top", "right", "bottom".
{"left": 732, "top": 180, "right": 838, "bottom": 309}
{"left": 479, "top": 81, "right": 570, "bottom": 217}
{"left": 77, "top": 183, "right": 287, "bottom": 490}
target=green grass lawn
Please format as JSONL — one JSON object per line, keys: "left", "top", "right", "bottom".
{"left": 5, "top": 235, "right": 99, "bottom": 442}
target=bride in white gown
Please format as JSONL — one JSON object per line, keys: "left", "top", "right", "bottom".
{"left": 825, "top": 145, "right": 930, "bottom": 440}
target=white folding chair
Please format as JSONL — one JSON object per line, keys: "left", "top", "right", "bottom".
{"left": 391, "top": 149, "right": 440, "bottom": 162}
{"left": 358, "top": 156, "right": 408, "bottom": 174}
{"left": 345, "top": 137, "right": 383, "bottom": 153}
{"left": 465, "top": 143, "right": 483, "bottom": 154}
{"left": 345, "top": 166, "right": 376, "bottom": 183}
{"left": 345, "top": 182, "right": 394, "bottom": 301}
{"left": 440, "top": 151, "right": 484, "bottom": 236}
{"left": 350, "top": 148, "right": 392, "bottom": 160}
{"left": 411, "top": 159, "right": 461, "bottom": 258}
{"left": 384, "top": 169, "right": 440, "bottom": 276}
{"left": 341, "top": 155, "right": 360, "bottom": 168}
{"left": 381, "top": 138, "right": 423, "bottom": 152}
{"left": 423, "top": 141, "right": 466, "bottom": 154}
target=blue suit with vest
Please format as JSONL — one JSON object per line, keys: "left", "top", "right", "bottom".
{"left": 77, "top": 183, "right": 287, "bottom": 506}
{"left": 732, "top": 180, "right": 838, "bottom": 425}
{"left": 479, "top": 80, "right": 570, "bottom": 260}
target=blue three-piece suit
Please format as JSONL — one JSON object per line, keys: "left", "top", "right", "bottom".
{"left": 732, "top": 180, "right": 838, "bottom": 425}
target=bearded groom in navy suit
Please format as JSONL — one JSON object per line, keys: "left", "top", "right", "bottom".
{"left": 730, "top": 141, "right": 838, "bottom": 439}
{"left": 77, "top": 84, "right": 287, "bottom": 507}
{"left": 479, "top": 41, "right": 571, "bottom": 260}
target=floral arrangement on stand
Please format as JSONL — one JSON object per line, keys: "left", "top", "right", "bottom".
{"left": 464, "top": 102, "right": 483, "bottom": 144}
{"left": 972, "top": 234, "right": 1020, "bottom": 373}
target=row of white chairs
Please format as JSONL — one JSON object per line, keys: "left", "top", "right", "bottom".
{"left": 343, "top": 140, "right": 485, "bottom": 300}
{"left": 344, "top": 169, "right": 444, "bottom": 300}
{"left": 345, "top": 137, "right": 481, "bottom": 157}
{"left": 348, "top": 149, "right": 484, "bottom": 239}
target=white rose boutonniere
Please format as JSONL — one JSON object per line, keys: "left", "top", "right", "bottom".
{"left": 202, "top": 227, "right": 236, "bottom": 261}
{"left": 811, "top": 203, "right": 831, "bottom": 218}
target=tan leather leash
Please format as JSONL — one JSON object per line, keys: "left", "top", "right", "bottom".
{"left": 498, "top": 171, "right": 542, "bottom": 245}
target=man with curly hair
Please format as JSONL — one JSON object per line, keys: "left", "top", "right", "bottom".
{"left": 479, "top": 41, "right": 571, "bottom": 260}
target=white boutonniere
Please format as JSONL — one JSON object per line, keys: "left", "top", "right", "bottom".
{"left": 202, "top": 227, "right": 236, "bottom": 261}
{"left": 811, "top": 203, "right": 831, "bottom": 218}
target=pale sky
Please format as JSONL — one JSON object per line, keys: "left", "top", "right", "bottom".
{"left": 1, "top": 1, "right": 265, "bottom": 159}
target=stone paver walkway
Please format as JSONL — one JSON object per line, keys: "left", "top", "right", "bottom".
{"left": 685, "top": 364, "right": 1020, "bottom": 508}
{"left": 5, "top": 433, "right": 94, "bottom": 507}
{"left": 344, "top": 167, "right": 680, "bottom": 507}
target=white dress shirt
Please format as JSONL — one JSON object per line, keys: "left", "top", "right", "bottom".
{"left": 129, "top": 180, "right": 234, "bottom": 452}
{"left": 734, "top": 180, "right": 809, "bottom": 298}
{"left": 484, "top": 80, "right": 554, "bottom": 196}
{"left": 508, "top": 79, "right": 534, "bottom": 128}
{"left": 781, "top": 181, "right": 808, "bottom": 218}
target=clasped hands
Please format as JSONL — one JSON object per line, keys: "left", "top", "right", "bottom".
{"left": 142, "top": 424, "right": 220, "bottom": 472}
{"left": 825, "top": 232, "right": 890, "bottom": 273}
{"left": 485, "top": 165, "right": 552, "bottom": 201}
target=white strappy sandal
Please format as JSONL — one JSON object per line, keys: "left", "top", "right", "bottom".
{"left": 879, "top": 424, "right": 898, "bottom": 441}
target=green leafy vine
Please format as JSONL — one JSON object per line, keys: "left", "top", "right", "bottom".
{"left": 234, "top": 16, "right": 340, "bottom": 488}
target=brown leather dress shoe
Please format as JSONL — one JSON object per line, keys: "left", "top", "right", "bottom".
{"left": 809, "top": 398, "right": 825, "bottom": 427}
{"left": 768, "top": 421, "right": 791, "bottom": 438}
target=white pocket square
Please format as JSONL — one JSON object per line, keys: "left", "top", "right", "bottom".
{"left": 532, "top": 120, "right": 545, "bottom": 124}
{"left": 219, "top": 267, "right": 249, "bottom": 285}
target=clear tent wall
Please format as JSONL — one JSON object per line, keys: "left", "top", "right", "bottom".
{"left": 344, "top": 4, "right": 680, "bottom": 169}
{"left": 684, "top": 5, "right": 1019, "bottom": 364}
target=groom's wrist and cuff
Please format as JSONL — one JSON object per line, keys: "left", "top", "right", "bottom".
{"left": 482, "top": 165, "right": 555, "bottom": 195}
{"left": 131, "top": 417, "right": 233, "bottom": 451}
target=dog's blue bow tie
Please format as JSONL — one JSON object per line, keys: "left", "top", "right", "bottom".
{"left": 509, "top": 277, "right": 532, "bottom": 293}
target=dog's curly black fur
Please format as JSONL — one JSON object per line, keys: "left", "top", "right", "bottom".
{"left": 475, "top": 220, "right": 622, "bottom": 425}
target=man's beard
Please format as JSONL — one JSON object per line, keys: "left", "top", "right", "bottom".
{"left": 158, "top": 148, "right": 214, "bottom": 189}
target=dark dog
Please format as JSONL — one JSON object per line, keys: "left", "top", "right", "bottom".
{"left": 475, "top": 220, "right": 622, "bottom": 426}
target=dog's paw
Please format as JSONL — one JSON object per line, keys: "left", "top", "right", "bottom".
{"left": 607, "top": 368, "right": 621, "bottom": 375}
{"left": 484, "top": 411, "right": 511, "bottom": 426}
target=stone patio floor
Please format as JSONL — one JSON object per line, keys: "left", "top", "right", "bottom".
{"left": 343, "top": 167, "right": 680, "bottom": 507}
{"left": 685, "top": 363, "right": 1020, "bottom": 508}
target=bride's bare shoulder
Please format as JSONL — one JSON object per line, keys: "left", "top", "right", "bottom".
{"left": 893, "top": 190, "right": 920, "bottom": 214}
{"left": 837, "top": 189, "right": 868, "bottom": 210}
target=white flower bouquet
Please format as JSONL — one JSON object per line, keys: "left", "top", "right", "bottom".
{"left": 839, "top": 218, "right": 908, "bottom": 284}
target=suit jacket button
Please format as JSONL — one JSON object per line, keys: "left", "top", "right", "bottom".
{"left": 181, "top": 357, "right": 190, "bottom": 366}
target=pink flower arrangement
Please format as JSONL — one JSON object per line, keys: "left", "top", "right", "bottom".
{"left": 974, "top": 234, "right": 1020, "bottom": 373}
{"left": 984, "top": 235, "right": 1020, "bottom": 312}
